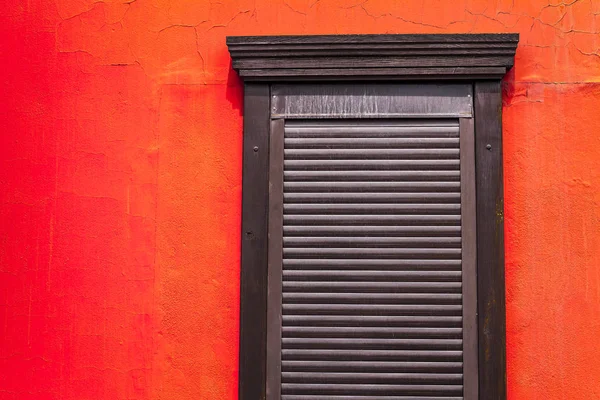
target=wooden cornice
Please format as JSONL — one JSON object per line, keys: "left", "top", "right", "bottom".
{"left": 227, "top": 34, "right": 519, "bottom": 81}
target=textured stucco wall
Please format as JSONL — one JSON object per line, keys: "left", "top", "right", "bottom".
{"left": 1, "top": 0, "right": 600, "bottom": 399}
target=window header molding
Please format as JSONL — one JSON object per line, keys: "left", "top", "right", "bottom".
{"left": 226, "top": 33, "right": 519, "bottom": 81}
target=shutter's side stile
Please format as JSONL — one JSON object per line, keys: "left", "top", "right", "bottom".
{"left": 460, "top": 117, "right": 479, "bottom": 399}
{"left": 266, "top": 119, "right": 285, "bottom": 400}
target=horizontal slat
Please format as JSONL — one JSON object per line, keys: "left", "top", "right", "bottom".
{"left": 282, "top": 372, "right": 463, "bottom": 384}
{"left": 285, "top": 119, "right": 459, "bottom": 126}
{"left": 282, "top": 383, "right": 462, "bottom": 395}
{"left": 283, "top": 280, "right": 461, "bottom": 291}
{"left": 283, "top": 260, "right": 461, "bottom": 271}
{"left": 282, "top": 395, "right": 462, "bottom": 400}
{"left": 283, "top": 293, "right": 462, "bottom": 305}
{"left": 285, "top": 181, "right": 460, "bottom": 191}
{"left": 285, "top": 149, "right": 459, "bottom": 159}
{"left": 285, "top": 124, "right": 459, "bottom": 137}
{"left": 283, "top": 237, "right": 461, "bottom": 248}
{"left": 283, "top": 338, "right": 461, "bottom": 350}
{"left": 283, "top": 248, "right": 461, "bottom": 259}
{"left": 283, "top": 281, "right": 461, "bottom": 290}
{"left": 282, "top": 304, "right": 462, "bottom": 316}
{"left": 285, "top": 160, "right": 459, "bottom": 171}
{"left": 283, "top": 271, "right": 461, "bottom": 281}
{"left": 283, "top": 326, "right": 462, "bottom": 338}
{"left": 283, "top": 214, "right": 461, "bottom": 225}
{"left": 281, "top": 349, "right": 462, "bottom": 361}
{"left": 285, "top": 170, "right": 459, "bottom": 181}
{"left": 282, "top": 360, "right": 463, "bottom": 373}
{"left": 285, "top": 137, "right": 459, "bottom": 148}
{"left": 284, "top": 192, "right": 460, "bottom": 203}
{"left": 284, "top": 225, "right": 461, "bottom": 236}
{"left": 282, "top": 315, "right": 462, "bottom": 327}
{"left": 284, "top": 204, "right": 460, "bottom": 214}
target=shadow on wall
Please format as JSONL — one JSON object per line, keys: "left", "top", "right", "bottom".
{"left": 226, "top": 60, "right": 244, "bottom": 116}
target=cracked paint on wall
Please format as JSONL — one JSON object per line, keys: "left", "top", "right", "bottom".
{"left": 1, "top": 0, "right": 600, "bottom": 399}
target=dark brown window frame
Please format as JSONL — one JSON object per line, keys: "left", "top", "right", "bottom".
{"left": 227, "top": 33, "right": 519, "bottom": 400}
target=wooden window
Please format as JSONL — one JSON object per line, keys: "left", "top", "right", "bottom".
{"left": 227, "top": 34, "right": 518, "bottom": 400}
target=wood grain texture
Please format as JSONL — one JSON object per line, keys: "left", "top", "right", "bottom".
{"left": 266, "top": 118, "right": 285, "bottom": 400}
{"left": 234, "top": 56, "right": 515, "bottom": 70}
{"left": 227, "top": 33, "right": 519, "bottom": 44}
{"left": 239, "top": 67, "right": 508, "bottom": 81}
{"left": 272, "top": 83, "right": 472, "bottom": 118}
{"left": 227, "top": 34, "right": 518, "bottom": 81}
{"left": 460, "top": 117, "right": 479, "bottom": 400}
{"left": 474, "top": 81, "right": 506, "bottom": 400}
{"left": 239, "top": 83, "right": 271, "bottom": 400}
{"left": 234, "top": 34, "right": 516, "bottom": 400}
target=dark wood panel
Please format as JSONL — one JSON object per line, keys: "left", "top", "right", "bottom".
{"left": 231, "top": 49, "right": 516, "bottom": 59}
{"left": 227, "top": 33, "right": 518, "bottom": 46}
{"left": 234, "top": 56, "right": 515, "bottom": 70}
{"left": 239, "top": 83, "right": 270, "bottom": 400}
{"left": 227, "top": 34, "right": 518, "bottom": 81}
{"left": 272, "top": 83, "right": 472, "bottom": 118}
{"left": 460, "top": 117, "right": 479, "bottom": 400}
{"left": 474, "top": 81, "right": 506, "bottom": 400}
{"left": 266, "top": 118, "right": 285, "bottom": 400}
{"left": 238, "top": 67, "right": 508, "bottom": 81}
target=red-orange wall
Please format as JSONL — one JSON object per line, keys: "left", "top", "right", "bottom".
{"left": 1, "top": 0, "right": 600, "bottom": 399}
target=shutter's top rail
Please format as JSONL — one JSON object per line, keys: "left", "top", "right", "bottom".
{"left": 272, "top": 84, "right": 473, "bottom": 119}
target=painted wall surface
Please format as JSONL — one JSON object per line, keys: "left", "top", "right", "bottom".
{"left": 1, "top": 0, "right": 600, "bottom": 399}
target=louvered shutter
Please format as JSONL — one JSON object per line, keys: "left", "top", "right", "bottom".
{"left": 267, "top": 116, "right": 477, "bottom": 400}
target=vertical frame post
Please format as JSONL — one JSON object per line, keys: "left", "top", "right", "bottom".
{"left": 239, "top": 83, "right": 271, "bottom": 400}
{"left": 474, "top": 81, "right": 506, "bottom": 400}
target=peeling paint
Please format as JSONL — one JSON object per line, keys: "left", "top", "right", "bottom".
{"left": 1, "top": 0, "right": 600, "bottom": 399}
